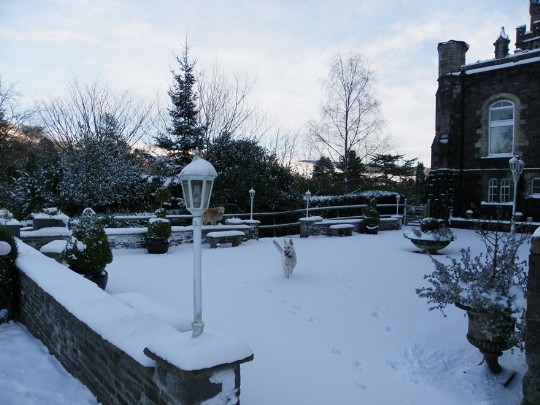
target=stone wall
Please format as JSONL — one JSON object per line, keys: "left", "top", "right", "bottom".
{"left": 523, "top": 228, "right": 540, "bottom": 404}
{"left": 16, "top": 241, "right": 253, "bottom": 405}
{"left": 21, "top": 224, "right": 255, "bottom": 250}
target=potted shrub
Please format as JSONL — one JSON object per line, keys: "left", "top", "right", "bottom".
{"left": 403, "top": 217, "right": 456, "bottom": 254}
{"left": 63, "top": 208, "right": 112, "bottom": 289}
{"left": 146, "top": 208, "right": 172, "bottom": 254}
{"left": 363, "top": 198, "right": 380, "bottom": 234}
{"left": 416, "top": 219, "right": 529, "bottom": 374}
{"left": 0, "top": 225, "right": 19, "bottom": 323}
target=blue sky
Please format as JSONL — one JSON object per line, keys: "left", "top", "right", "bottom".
{"left": 0, "top": 0, "right": 530, "bottom": 165}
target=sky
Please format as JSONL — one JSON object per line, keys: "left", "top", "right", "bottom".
{"left": 0, "top": 0, "right": 531, "bottom": 166}
{"left": 6, "top": 225, "right": 529, "bottom": 404}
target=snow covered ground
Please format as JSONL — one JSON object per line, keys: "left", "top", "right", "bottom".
{"left": 0, "top": 226, "right": 530, "bottom": 404}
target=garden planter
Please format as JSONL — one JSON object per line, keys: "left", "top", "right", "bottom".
{"left": 70, "top": 267, "right": 108, "bottom": 290}
{"left": 407, "top": 237, "right": 452, "bottom": 254}
{"left": 145, "top": 237, "right": 169, "bottom": 254}
{"left": 456, "top": 303, "right": 515, "bottom": 374}
{"left": 365, "top": 225, "right": 379, "bottom": 235}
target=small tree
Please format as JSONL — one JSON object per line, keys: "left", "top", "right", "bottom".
{"left": 308, "top": 52, "right": 391, "bottom": 193}
{"left": 64, "top": 210, "right": 112, "bottom": 272}
{"left": 156, "top": 41, "right": 205, "bottom": 166}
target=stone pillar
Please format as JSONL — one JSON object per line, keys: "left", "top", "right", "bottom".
{"left": 144, "top": 330, "right": 254, "bottom": 405}
{"left": 523, "top": 228, "right": 540, "bottom": 404}
{"left": 299, "top": 216, "right": 321, "bottom": 238}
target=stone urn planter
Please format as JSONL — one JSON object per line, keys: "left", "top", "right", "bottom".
{"left": 416, "top": 219, "right": 529, "bottom": 375}
{"left": 403, "top": 232, "right": 453, "bottom": 254}
{"left": 456, "top": 303, "right": 515, "bottom": 374}
{"left": 404, "top": 217, "right": 455, "bottom": 254}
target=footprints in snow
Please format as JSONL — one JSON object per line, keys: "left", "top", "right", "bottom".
{"left": 371, "top": 306, "right": 393, "bottom": 333}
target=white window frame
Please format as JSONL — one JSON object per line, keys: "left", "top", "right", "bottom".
{"left": 500, "top": 178, "right": 511, "bottom": 203}
{"left": 488, "top": 178, "right": 498, "bottom": 202}
{"left": 488, "top": 100, "right": 514, "bottom": 156}
{"left": 532, "top": 178, "right": 540, "bottom": 196}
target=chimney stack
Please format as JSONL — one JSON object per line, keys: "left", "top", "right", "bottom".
{"left": 437, "top": 40, "right": 469, "bottom": 77}
{"left": 494, "top": 27, "right": 510, "bottom": 59}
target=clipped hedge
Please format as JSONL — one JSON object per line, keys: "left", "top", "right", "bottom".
{"left": 0, "top": 225, "right": 19, "bottom": 322}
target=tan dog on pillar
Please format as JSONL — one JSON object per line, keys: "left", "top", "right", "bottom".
{"left": 202, "top": 207, "right": 225, "bottom": 225}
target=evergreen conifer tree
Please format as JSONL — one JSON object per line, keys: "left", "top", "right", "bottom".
{"left": 156, "top": 42, "right": 204, "bottom": 167}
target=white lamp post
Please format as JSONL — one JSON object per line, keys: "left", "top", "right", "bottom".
{"left": 179, "top": 149, "right": 218, "bottom": 338}
{"left": 305, "top": 190, "right": 312, "bottom": 218}
{"left": 509, "top": 155, "right": 525, "bottom": 231}
{"left": 249, "top": 188, "right": 255, "bottom": 220}
{"left": 396, "top": 194, "right": 401, "bottom": 216}
{"left": 0, "top": 241, "right": 11, "bottom": 256}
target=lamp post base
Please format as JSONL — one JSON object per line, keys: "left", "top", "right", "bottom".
{"left": 192, "top": 321, "right": 204, "bottom": 338}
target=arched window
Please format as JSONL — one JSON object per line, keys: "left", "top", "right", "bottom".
{"left": 500, "top": 178, "right": 511, "bottom": 202}
{"left": 488, "top": 178, "right": 498, "bottom": 202}
{"left": 532, "top": 178, "right": 540, "bottom": 196}
{"left": 489, "top": 101, "right": 514, "bottom": 155}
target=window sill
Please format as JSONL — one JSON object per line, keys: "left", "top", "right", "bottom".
{"left": 481, "top": 153, "right": 513, "bottom": 159}
{"left": 480, "top": 201, "right": 513, "bottom": 206}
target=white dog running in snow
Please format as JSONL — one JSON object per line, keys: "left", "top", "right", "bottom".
{"left": 273, "top": 239, "right": 297, "bottom": 278}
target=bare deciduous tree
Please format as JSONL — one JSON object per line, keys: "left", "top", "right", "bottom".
{"left": 196, "top": 62, "right": 269, "bottom": 147}
{"left": 309, "top": 52, "right": 393, "bottom": 193}
{"left": 38, "top": 77, "right": 154, "bottom": 150}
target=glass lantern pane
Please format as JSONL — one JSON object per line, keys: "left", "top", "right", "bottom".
{"left": 181, "top": 180, "right": 191, "bottom": 209}
{"left": 202, "top": 180, "right": 213, "bottom": 209}
{"left": 192, "top": 180, "right": 203, "bottom": 209}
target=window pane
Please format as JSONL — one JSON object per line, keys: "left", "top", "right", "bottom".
{"left": 492, "top": 101, "right": 512, "bottom": 108}
{"left": 490, "top": 108, "right": 513, "bottom": 121}
{"left": 489, "top": 126, "right": 513, "bottom": 154}
{"left": 488, "top": 178, "right": 498, "bottom": 202}
{"left": 533, "top": 179, "right": 540, "bottom": 194}
{"left": 500, "top": 178, "right": 510, "bottom": 202}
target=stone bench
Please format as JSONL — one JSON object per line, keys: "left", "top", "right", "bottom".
{"left": 39, "top": 239, "right": 68, "bottom": 262}
{"left": 329, "top": 224, "right": 354, "bottom": 237}
{"left": 206, "top": 230, "right": 246, "bottom": 248}
{"left": 314, "top": 218, "right": 363, "bottom": 235}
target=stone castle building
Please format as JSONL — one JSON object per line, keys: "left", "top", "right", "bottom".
{"left": 429, "top": 0, "right": 540, "bottom": 220}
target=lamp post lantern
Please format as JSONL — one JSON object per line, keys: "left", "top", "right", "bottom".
{"left": 305, "top": 190, "right": 312, "bottom": 218}
{"left": 509, "top": 155, "right": 525, "bottom": 231}
{"left": 396, "top": 194, "right": 401, "bottom": 216}
{"left": 249, "top": 188, "right": 255, "bottom": 220}
{"left": 179, "top": 149, "right": 218, "bottom": 338}
{"left": 0, "top": 241, "right": 11, "bottom": 256}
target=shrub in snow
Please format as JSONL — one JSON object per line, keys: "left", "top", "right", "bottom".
{"left": 416, "top": 219, "right": 529, "bottom": 349}
{"left": 63, "top": 211, "right": 112, "bottom": 272}
{"left": 147, "top": 218, "right": 172, "bottom": 239}
{"left": 0, "top": 225, "right": 19, "bottom": 323}
{"left": 363, "top": 198, "right": 380, "bottom": 228}
{"left": 404, "top": 217, "right": 456, "bottom": 242}
{"left": 147, "top": 207, "right": 171, "bottom": 239}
